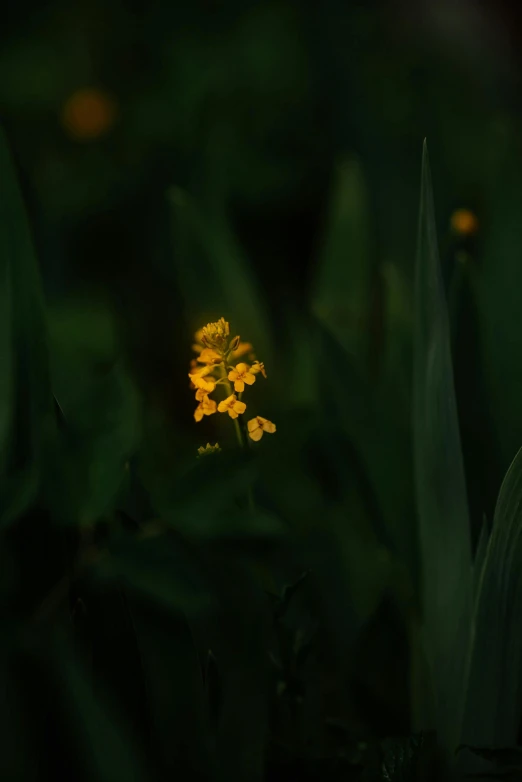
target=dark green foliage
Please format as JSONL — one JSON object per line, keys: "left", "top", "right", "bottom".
{"left": 2, "top": 5, "right": 522, "bottom": 779}
{"left": 412, "top": 142, "right": 473, "bottom": 753}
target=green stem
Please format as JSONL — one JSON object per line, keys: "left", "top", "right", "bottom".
{"left": 219, "top": 364, "right": 244, "bottom": 449}
{"left": 219, "top": 365, "right": 274, "bottom": 594}
{"left": 218, "top": 364, "right": 257, "bottom": 516}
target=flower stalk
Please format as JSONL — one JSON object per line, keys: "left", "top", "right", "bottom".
{"left": 189, "top": 317, "right": 276, "bottom": 452}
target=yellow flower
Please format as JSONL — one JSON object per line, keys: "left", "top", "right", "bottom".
{"left": 194, "top": 395, "right": 217, "bottom": 422}
{"left": 231, "top": 341, "right": 253, "bottom": 360}
{"left": 201, "top": 317, "right": 230, "bottom": 350}
{"left": 250, "top": 361, "right": 267, "bottom": 379}
{"left": 217, "top": 394, "right": 247, "bottom": 419}
{"left": 450, "top": 208, "right": 478, "bottom": 236}
{"left": 189, "top": 365, "right": 216, "bottom": 392}
{"left": 197, "top": 442, "right": 221, "bottom": 457}
{"left": 197, "top": 347, "right": 223, "bottom": 365}
{"left": 228, "top": 362, "right": 256, "bottom": 392}
{"left": 247, "top": 416, "right": 276, "bottom": 441}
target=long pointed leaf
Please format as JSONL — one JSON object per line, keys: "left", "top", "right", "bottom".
{"left": 311, "top": 156, "right": 372, "bottom": 360}
{"left": 0, "top": 126, "right": 54, "bottom": 525}
{"left": 462, "top": 445, "right": 522, "bottom": 748}
{"left": 168, "top": 187, "right": 272, "bottom": 364}
{"left": 413, "top": 141, "right": 473, "bottom": 750}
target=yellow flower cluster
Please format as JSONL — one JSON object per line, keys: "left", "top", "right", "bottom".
{"left": 189, "top": 318, "right": 275, "bottom": 444}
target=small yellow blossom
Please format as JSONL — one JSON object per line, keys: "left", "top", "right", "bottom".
{"left": 197, "top": 347, "right": 222, "bottom": 365}
{"left": 217, "top": 394, "right": 247, "bottom": 419}
{"left": 193, "top": 375, "right": 216, "bottom": 392}
{"left": 194, "top": 395, "right": 217, "bottom": 422}
{"left": 247, "top": 416, "right": 276, "bottom": 441}
{"left": 450, "top": 208, "right": 478, "bottom": 236}
{"left": 189, "top": 364, "right": 216, "bottom": 392}
{"left": 250, "top": 361, "right": 267, "bottom": 378}
{"left": 197, "top": 442, "right": 221, "bottom": 457}
{"left": 228, "top": 362, "right": 256, "bottom": 393}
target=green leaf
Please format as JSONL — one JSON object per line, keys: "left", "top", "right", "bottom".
{"left": 311, "top": 156, "right": 372, "bottom": 360}
{"left": 124, "top": 595, "right": 210, "bottom": 779}
{"left": 461, "top": 445, "right": 522, "bottom": 747}
{"left": 142, "top": 447, "right": 274, "bottom": 541}
{"left": 473, "top": 516, "right": 490, "bottom": 602}
{"left": 168, "top": 186, "right": 273, "bottom": 363}
{"left": 412, "top": 141, "right": 473, "bottom": 750}
{"left": 94, "top": 529, "right": 215, "bottom": 615}
{"left": 48, "top": 296, "right": 119, "bottom": 392}
{"left": 47, "top": 363, "right": 141, "bottom": 525}
{"left": 42, "top": 632, "right": 148, "bottom": 781}
{"left": 0, "top": 126, "right": 54, "bottom": 526}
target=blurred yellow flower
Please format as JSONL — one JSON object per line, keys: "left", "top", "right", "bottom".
{"left": 450, "top": 208, "right": 478, "bottom": 236}
{"left": 250, "top": 361, "right": 267, "bottom": 378}
{"left": 232, "top": 341, "right": 253, "bottom": 360}
{"left": 218, "top": 394, "right": 247, "bottom": 419}
{"left": 197, "top": 347, "right": 222, "bottom": 365}
{"left": 228, "top": 362, "right": 256, "bottom": 392}
{"left": 61, "top": 87, "right": 117, "bottom": 141}
{"left": 192, "top": 328, "right": 205, "bottom": 354}
{"left": 197, "top": 442, "right": 221, "bottom": 457}
{"left": 247, "top": 416, "right": 276, "bottom": 441}
{"left": 194, "top": 395, "right": 217, "bottom": 422}
{"left": 189, "top": 365, "right": 216, "bottom": 392}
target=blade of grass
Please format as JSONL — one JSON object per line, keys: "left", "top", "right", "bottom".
{"left": 413, "top": 140, "right": 473, "bottom": 752}
{"left": 168, "top": 186, "right": 272, "bottom": 363}
{"left": 311, "top": 156, "right": 372, "bottom": 362}
{"left": 0, "top": 126, "right": 54, "bottom": 526}
{"left": 461, "top": 445, "right": 522, "bottom": 748}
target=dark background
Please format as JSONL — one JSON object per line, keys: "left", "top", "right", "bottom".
{"left": 2, "top": 1, "right": 522, "bottom": 780}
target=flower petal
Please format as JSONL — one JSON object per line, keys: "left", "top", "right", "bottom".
{"left": 234, "top": 379, "right": 245, "bottom": 393}
{"left": 198, "top": 348, "right": 222, "bottom": 365}
{"left": 262, "top": 419, "right": 276, "bottom": 433}
{"left": 194, "top": 375, "right": 216, "bottom": 392}
{"left": 248, "top": 426, "right": 263, "bottom": 441}
{"left": 235, "top": 363, "right": 248, "bottom": 374}
{"left": 228, "top": 370, "right": 238, "bottom": 382}
{"left": 250, "top": 361, "right": 266, "bottom": 378}
{"left": 202, "top": 398, "right": 217, "bottom": 415}
{"left": 233, "top": 401, "right": 246, "bottom": 415}
{"left": 228, "top": 408, "right": 239, "bottom": 419}
{"left": 243, "top": 373, "right": 256, "bottom": 386}
{"left": 217, "top": 400, "right": 229, "bottom": 413}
